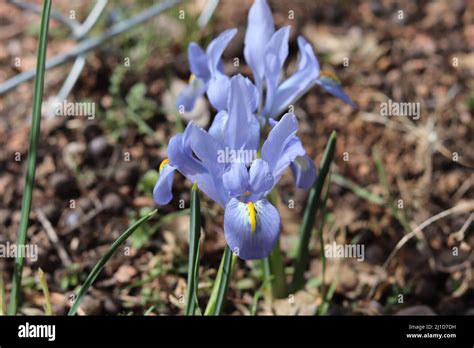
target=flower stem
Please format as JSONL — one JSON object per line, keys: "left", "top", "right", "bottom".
{"left": 292, "top": 131, "right": 337, "bottom": 293}
{"left": 8, "top": 0, "right": 52, "bottom": 315}
{"left": 204, "top": 247, "right": 236, "bottom": 315}
{"left": 264, "top": 190, "right": 288, "bottom": 299}
{"left": 185, "top": 183, "right": 201, "bottom": 315}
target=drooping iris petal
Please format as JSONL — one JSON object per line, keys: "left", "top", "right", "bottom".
{"left": 263, "top": 26, "right": 291, "bottom": 116}
{"left": 268, "top": 36, "right": 320, "bottom": 119}
{"left": 208, "top": 110, "right": 228, "bottom": 144}
{"left": 316, "top": 71, "right": 356, "bottom": 107}
{"left": 244, "top": 0, "right": 275, "bottom": 96}
{"left": 175, "top": 77, "right": 207, "bottom": 112}
{"left": 225, "top": 75, "right": 260, "bottom": 157}
{"left": 153, "top": 163, "right": 176, "bottom": 205}
{"left": 272, "top": 135, "right": 307, "bottom": 182}
{"left": 224, "top": 198, "right": 281, "bottom": 260}
{"left": 262, "top": 113, "right": 299, "bottom": 171}
{"left": 290, "top": 155, "right": 317, "bottom": 189}
{"left": 249, "top": 159, "right": 274, "bottom": 195}
{"left": 206, "top": 28, "right": 238, "bottom": 76}
{"left": 188, "top": 123, "right": 229, "bottom": 206}
{"left": 207, "top": 72, "right": 230, "bottom": 110}
{"left": 223, "top": 162, "right": 249, "bottom": 196}
{"left": 188, "top": 43, "right": 210, "bottom": 81}
{"left": 169, "top": 125, "right": 225, "bottom": 206}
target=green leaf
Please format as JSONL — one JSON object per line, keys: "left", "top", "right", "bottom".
{"left": 68, "top": 209, "right": 157, "bottom": 315}
{"left": 292, "top": 131, "right": 337, "bottom": 292}
{"left": 331, "top": 174, "right": 385, "bottom": 206}
{"left": 204, "top": 246, "right": 235, "bottom": 315}
{"left": 0, "top": 272, "right": 5, "bottom": 315}
{"left": 8, "top": 0, "right": 52, "bottom": 315}
{"left": 37, "top": 268, "right": 52, "bottom": 315}
{"left": 185, "top": 183, "right": 202, "bottom": 315}
{"left": 264, "top": 190, "right": 288, "bottom": 299}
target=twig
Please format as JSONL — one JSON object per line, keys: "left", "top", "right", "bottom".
{"left": 448, "top": 213, "right": 473, "bottom": 245}
{"left": 8, "top": 0, "right": 80, "bottom": 32}
{"left": 0, "top": 0, "right": 181, "bottom": 95}
{"left": 35, "top": 208, "right": 73, "bottom": 267}
{"left": 382, "top": 201, "right": 474, "bottom": 270}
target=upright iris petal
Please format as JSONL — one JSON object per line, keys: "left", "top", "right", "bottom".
{"left": 224, "top": 75, "right": 260, "bottom": 160}
{"left": 153, "top": 161, "right": 176, "bottom": 205}
{"left": 223, "top": 162, "right": 249, "bottom": 196}
{"left": 176, "top": 28, "right": 237, "bottom": 112}
{"left": 263, "top": 26, "right": 291, "bottom": 116}
{"left": 267, "top": 37, "right": 320, "bottom": 119}
{"left": 244, "top": 0, "right": 275, "bottom": 97}
{"left": 188, "top": 43, "right": 210, "bottom": 81}
{"left": 224, "top": 198, "right": 280, "bottom": 260}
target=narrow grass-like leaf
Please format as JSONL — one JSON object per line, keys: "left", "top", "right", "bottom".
{"left": 185, "top": 183, "right": 201, "bottom": 315}
{"left": 373, "top": 148, "right": 411, "bottom": 232}
{"left": 372, "top": 148, "right": 390, "bottom": 195}
{"left": 204, "top": 246, "right": 235, "bottom": 315}
{"left": 331, "top": 174, "right": 385, "bottom": 206}
{"left": 68, "top": 209, "right": 157, "bottom": 316}
{"left": 292, "top": 131, "right": 337, "bottom": 292}
{"left": 317, "top": 172, "right": 331, "bottom": 302}
{"left": 0, "top": 272, "right": 5, "bottom": 315}
{"left": 8, "top": 0, "right": 52, "bottom": 315}
{"left": 264, "top": 190, "right": 288, "bottom": 299}
{"left": 37, "top": 268, "right": 52, "bottom": 315}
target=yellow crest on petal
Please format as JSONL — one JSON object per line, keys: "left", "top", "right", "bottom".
{"left": 159, "top": 158, "right": 170, "bottom": 172}
{"left": 247, "top": 202, "right": 257, "bottom": 233}
{"left": 320, "top": 70, "right": 341, "bottom": 84}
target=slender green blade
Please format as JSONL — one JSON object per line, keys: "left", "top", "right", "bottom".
{"left": 185, "top": 183, "right": 201, "bottom": 315}
{"left": 292, "top": 131, "right": 337, "bottom": 292}
{"left": 264, "top": 190, "right": 288, "bottom": 299}
{"left": 0, "top": 272, "right": 5, "bottom": 315}
{"left": 37, "top": 268, "right": 52, "bottom": 315}
{"left": 68, "top": 209, "right": 157, "bottom": 315}
{"left": 263, "top": 241, "right": 287, "bottom": 299}
{"left": 8, "top": 0, "right": 52, "bottom": 315}
{"left": 331, "top": 174, "right": 385, "bottom": 206}
{"left": 204, "top": 246, "right": 234, "bottom": 315}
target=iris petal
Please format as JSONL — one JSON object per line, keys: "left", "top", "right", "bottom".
{"left": 290, "top": 155, "right": 317, "bottom": 189}
{"left": 170, "top": 126, "right": 226, "bottom": 206}
{"left": 263, "top": 26, "right": 291, "bottom": 116}
{"left": 153, "top": 164, "right": 176, "bottom": 205}
{"left": 224, "top": 198, "right": 281, "bottom": 260}
{"left": 176, "top": 77, "right": 207, "bottom": 112}
{"left": 244, "top": 0, "right": 275, "bottom": 96}
{"left": 188, "top": 43, "right": 210, "bottom": 81}
{"left": 223, "top": 162, "right": 249, "bottom": 196}
{"left": 316, "top": 74, "right": 356, "bottom": 107}
{"left": 189, "top": 124, "right": 229, "bottom": 206}
{"left": 206, "top": 28, "right": 238, "bottom": 76}
{"left": 249, "top": 159, "right": 274, "bottom": 195}
{"left": 208, "top": 110, "right": 229, "bottom": 144}
{"left": 268, "top": 36, "right": 320, "bottom": 119}
{"left": 261, "top": 113, "right": 308, "bottom": 183}
{"left": 225, "top": 75, "right": 261, "bottom": 156}
{"left": 207, "top": 72, "right": 230, "bottom": 111}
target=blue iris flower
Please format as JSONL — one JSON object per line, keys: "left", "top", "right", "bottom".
{"left": 159, "top": 0, "right": 356, "bottom": 260}
{"left": 177, "top": 0, "right": 355, "bottom": 117}
{"left": 154, "top": 75, "right": 316, "bottom": 260}
{"left": 244, "top": 0, "right": 356, "bottom": 119}
{"left": 176, "top": 28, "right": 238, "bottom": 112}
